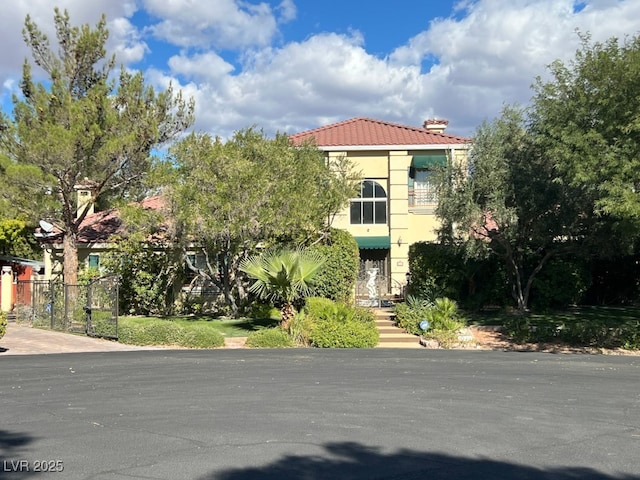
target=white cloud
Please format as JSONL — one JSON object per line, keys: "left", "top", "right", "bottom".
{"left": 160, "top": 0, "right": 640, "bottom": 139}
{"left": 108, "top": 17, "right": 149, "bottom": 65}
{"left": 168, "top": 52, "right": 235, "bottom": 81}
{"left": 276, "top": 0, "right": 297, "bottom": 23}
{"left": 0, "top": 1, "right": 140, "bottom": 84}
{"left": 386, "top": 0, "right": 640, "bottom": 133}
{"left": 2, "top": 0, "right": 640, "bottom": 141}
{"left": 142, "top": 0, "right": 280, "bottom": 49}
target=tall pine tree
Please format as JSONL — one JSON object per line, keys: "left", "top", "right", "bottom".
{"left": 0, "top": 9, "right": 194, "bottom": 284}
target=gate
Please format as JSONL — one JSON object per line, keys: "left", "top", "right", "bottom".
{"left": 84, "top": 275, "right": 119, "bottom": 339}
{"left": 15, "top": 275, "right": 119, "bottom": 339}
{"left": 355, "top": 257, "right": 389, "bottom": 306}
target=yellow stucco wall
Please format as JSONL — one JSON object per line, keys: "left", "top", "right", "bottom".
{"left": 43, "top": 245, "right": 109, "bottom": 280}
{"left": 328, "top": 146, "right": 468, "bottom": 296}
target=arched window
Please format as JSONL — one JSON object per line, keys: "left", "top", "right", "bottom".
{"left": 350, "top": 180, "right": 387, "bottom": 224}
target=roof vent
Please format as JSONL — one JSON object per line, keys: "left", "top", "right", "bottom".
{"left": 423, "top": 119, "right": 449, "bottom": 133}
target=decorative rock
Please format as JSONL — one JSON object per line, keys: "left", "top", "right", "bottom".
{"left": 420, "top": 337, "right": 440, "bottom": 349}
{"left": 457, "top": 328, "right": 474, "bottom": 343}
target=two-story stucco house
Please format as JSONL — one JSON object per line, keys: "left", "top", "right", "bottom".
{"left": 290, "top": 117, "right": 470, "bottom": 298}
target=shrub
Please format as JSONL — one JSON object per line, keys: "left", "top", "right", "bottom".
{"left": 287, "top": 311, "right": 314, "bottom": 346}
{"left": 530, "top": 257, "right": 589, "bottom": 310}
{"left": 350, "top": 307, "right": 376, "bottom": 326}
{"left": 247, "top": 302, "right": 280, "bottom": 320}
{"left": 88, "top": 312, "right": 118, "bottom": 338}
{"left": 394, "top": 302, "right": 431, "bottom": 335}
{"left": 504, "top": 316, "right": 640, "bottom": 349}
{"left": 117, "top": 318, "right": 224, "bottom": 348}
{"left": 102, "top": 240, "right": 183, "bottom": 316}
{"left": 423, "top": 298, "right": 466, "bottom": 347}
{"left": 304, "top": 296, "right": 375, "bottom": 325}
{"left": 303, "top": 296, "right": 378, "bottom": 348}
{"left": 304, "top": 296, "right": 339, "bottom": 320}
{"left": 0, "top": 311, "right": 7, "bottom": 340}
{"left": 623, "top": 325, "right": 640, "bottom": 350}
{"left": 310, "top": 318, "right": 379, "bottom": 348}
{"left": 395, "top": 297, "right": 466, "bottom": 348}
{"left": 408, "top": 242, "right": 510, "bottom": 311}
{"left": 179, "top": 324, "right": 226, "bottom": 348}
{"left": 245, "top": 328, "right": 293, "bottom": 348}
{"left": 310, "top": 229, "right": 359, "bottom": 302}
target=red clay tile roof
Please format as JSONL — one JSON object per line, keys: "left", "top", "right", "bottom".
{"left": 289, "top": 117, "right": 469, "bottom": 147}
{"left": 77, "top": 195, "right": 167, "bottom": 244}
{"left": 41, "top": 195, "right": 167, "bottom": 245}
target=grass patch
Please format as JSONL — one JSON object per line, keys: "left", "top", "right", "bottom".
{"left": 120, "top": 315, "right": 280, "bottom": 337}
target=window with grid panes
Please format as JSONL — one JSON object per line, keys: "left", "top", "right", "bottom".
{"left": 350, "top": 180, "right": 387, "bottom": 224}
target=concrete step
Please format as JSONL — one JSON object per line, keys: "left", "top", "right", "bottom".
{"left": 371, "top": 307, "right": 423, "bottom": 348}
{"left": 378, "top": 333, "right": 419, "bottom": 343}
{"left": 375, "top": 320, "right": 395, "bottom": 327}
{"left": 375, "top": 342, "right": 423, "bottom": 349}
{"left": 377, "top": 326, "right": 402, "bottom": 334}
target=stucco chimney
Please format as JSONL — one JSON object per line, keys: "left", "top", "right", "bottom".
{"left": 74, "top": 179, "right": 98, "bottom": 218}
{"left": 423, "top": 119, "right": 449, "bottom": 134}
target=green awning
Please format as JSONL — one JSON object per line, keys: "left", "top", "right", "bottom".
{"left": 412, "top": 154, "right": 447, "bottom": 169}
{"left": 354, "top": 236, "right": 391, "bottom": 250}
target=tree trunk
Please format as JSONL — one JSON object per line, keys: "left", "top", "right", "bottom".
{"left": 220, "top": 255, "right": 238, "bottom": 316}
{"left": 281, "top": 302, "right": 295, "bottom": 330}
{"left": 62, "top": 232, "right": 79, "bottom": 286}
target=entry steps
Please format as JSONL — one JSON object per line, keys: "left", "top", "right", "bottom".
{"left": 372, "top": 308, "right": 422, "bottom": 348}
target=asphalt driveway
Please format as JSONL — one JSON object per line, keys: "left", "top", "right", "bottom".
{"left": 1, "top": 348, "right": 639, "bottom": 479}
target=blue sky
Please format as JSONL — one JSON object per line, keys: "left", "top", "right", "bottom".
{"left": 1, "top": 0, "right": 640, "bottom": 139}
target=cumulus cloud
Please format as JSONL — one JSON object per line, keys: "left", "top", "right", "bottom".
{"left": 108, "top": 16, "right": 149, "bottom": 65}
{"left": 276, "top": 0, "right": 297, "bottom": 23}
{"left": 1, "top": 0, "right": 640, "bottom": 140}
{"left": 0, "top": 1, "right": 140, "bottom": 86}
{"left": 386, "top": 0, "right": 640, "bottom": 133}
{"left": 157, "top": 0, "right": 640, "bottom": 139}
{"left": 142, "top": 0, "right": 280, "bottom": 49}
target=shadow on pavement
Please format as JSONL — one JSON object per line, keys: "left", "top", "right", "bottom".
{"left": 208, "top": 441, "right": 640, "bottom": 480}
{"left": 0, "top": 429, "right": 39, "bottom": 478}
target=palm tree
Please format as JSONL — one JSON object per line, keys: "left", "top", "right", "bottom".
{"left": 239, "top": 248, "right": 325, "bottom": 329}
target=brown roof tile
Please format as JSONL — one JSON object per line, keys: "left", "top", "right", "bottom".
{"left": 41, "top": 195, "right": 167, "bottom": 245}
{"left": 289, "top": 117, "right": 469, "bottom": 147}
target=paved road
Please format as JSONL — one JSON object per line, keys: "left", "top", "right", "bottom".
{"left": 1, "top": 349, "right": 639, "bottom": 479}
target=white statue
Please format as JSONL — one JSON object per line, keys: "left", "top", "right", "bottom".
{"left": 366, "top": 268, "right": 378, "bottom": 305}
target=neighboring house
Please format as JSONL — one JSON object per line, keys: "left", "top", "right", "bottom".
{"left": 39, "top": 195, "right": 166, "bottom": 280}
{"left": 290, "top": 117, "right": 470, "bottom": 298}
{"left": 0, "top": 255, "right": 45, "bottom": 312}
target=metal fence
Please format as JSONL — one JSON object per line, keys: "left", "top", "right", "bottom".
{"left": 15, "top": 276, "right": 119, "bottom": 339}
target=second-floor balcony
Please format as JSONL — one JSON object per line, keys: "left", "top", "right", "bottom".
{"left": 408, "top": 186, "right": 438, "bottom": 208}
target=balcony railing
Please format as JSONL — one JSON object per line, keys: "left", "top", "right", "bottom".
{"left": 408, "top": 187, "right": 438, "bottom": 207}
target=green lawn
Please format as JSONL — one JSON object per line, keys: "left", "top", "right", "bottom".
{"left": 119, "top": 315, "right": 281, "bottom": 337}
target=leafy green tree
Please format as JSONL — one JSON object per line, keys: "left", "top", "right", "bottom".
{"left": 102, "top": 240, "right": 183, "bottom": 316}
{"left": 99, "top": 199, "right": 185, "bottom": 316}
{"left": 309, "top": 228, "right": 359, "bottom": 303}
{"left": 154, "top": 129, "right": 357, "bottom": 315}
{"left": 437, "top": 106, "right": 589, "bottom": 312}
{"left": 531, "top": 33, "right": 640, "bottom": 226}
{"left": 0, "top": 218, "right": 40, "bottom": 259}
{"left": 240, "top": 248, "right": 325, "bottom": 328}
{"left": 0, "top": 9, "right": 194, "bottom": 285}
